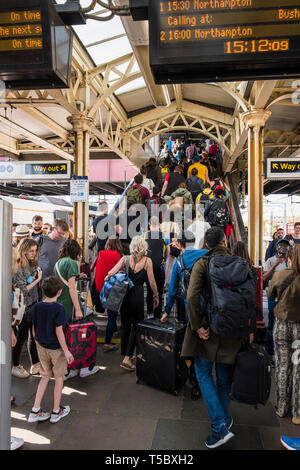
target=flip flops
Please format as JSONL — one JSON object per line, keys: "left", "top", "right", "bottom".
{"left": 120, "top": 362, "right": 136, "bottom": 372}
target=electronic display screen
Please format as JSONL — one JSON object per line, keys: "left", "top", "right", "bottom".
{"left": 0, "top": 8, "right": 43, "bottom": 53}
{"left": 0, "top": 0, "right": 73, "bottom": 89}
{"left": 149, "top": 0, "right": 300, "bottom": 83}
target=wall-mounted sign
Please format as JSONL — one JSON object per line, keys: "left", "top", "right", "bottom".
{"left": 143, "top": 0, "right": 300, "bottom": 83}
{"left": 0, "top": 160, "right": 71, "bottom": 180}
{"left": 266, "top": 158, "right": 300, "bottom": 179}
{"left": 0, "top": 0, "right": 73, "bottom": 89}
{"left": 70, "top": 176, "right": 88, "bottom": 203}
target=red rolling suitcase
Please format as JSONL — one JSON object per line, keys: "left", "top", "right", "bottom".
{"left": 65, "top": 278, "right": 97, "bottom": 370}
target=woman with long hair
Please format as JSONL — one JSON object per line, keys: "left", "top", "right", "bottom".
{"left": 106, "top": 236, "right": 159, "bottom": 371}
{"left": 268, "top": 245, "right": 300, "bottom": 425}
{"left": 54, "top": 238, "right": 100, "bottom": 380}
{"left": 12, "top": 238, "right": 42, "bottom": 378}
{"left": 95, "top": 237, "right": 124, "bottom": 352}
{"left": 232, "top": 241, "right": 252, "bottom": 268}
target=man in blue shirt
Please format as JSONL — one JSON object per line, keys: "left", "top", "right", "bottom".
{"left": 161, "top": 231, "right": 208, "bottom": 400}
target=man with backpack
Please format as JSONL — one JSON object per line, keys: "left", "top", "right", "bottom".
{"left": 127, "top": 174, "right": 150, "bottom": 207}
{"left": 204, "top": 186, "right": 232, "bottom": 235}
{"left": 145, "top": 186, "right": 165, "bottom": 222}
{"left": 181, "top": 227, "right": 256, "bottom": 449}
{"left": 161, "top": 231, "right": 208, "bottom": 400}
{"left": 186, "top": 167, "right": 204, "bottom": 203}
{"left": 144, "top": 216, "right": 169, "bottom": 319}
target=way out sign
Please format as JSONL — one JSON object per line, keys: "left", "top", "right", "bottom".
{"left": 266, "top": 158, "right": 300, "bottom": 179}
{"left": 70, "top": 176, "right": 88, "bottom": 203}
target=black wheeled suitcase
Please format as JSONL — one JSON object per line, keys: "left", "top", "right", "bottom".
{"left": 230, "top": 343, "right": 271, "bottom": 406}
{"left": 136, "top": 318, "right": 188, "bottom": 394}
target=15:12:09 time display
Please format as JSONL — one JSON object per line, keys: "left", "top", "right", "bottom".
{"left": 224, "top": 39, "right": 289, "bottom": 54}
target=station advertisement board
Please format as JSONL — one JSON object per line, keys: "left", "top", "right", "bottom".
{"left": 266, "top": 158, "right": 300, "bottom": 179}
{"left": 147, "top": 0, "right": 300, "bottom": 82}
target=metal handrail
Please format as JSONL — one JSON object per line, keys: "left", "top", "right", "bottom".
{"left": 88, "top": 177, "right": 134, "bottom": 250}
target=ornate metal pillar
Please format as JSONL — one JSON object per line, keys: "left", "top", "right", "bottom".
{"left": 68, "top": 113, "right": 93, "bottom": 262}
{"left": 242, "top": 109, "right": 271, "bottom": 266}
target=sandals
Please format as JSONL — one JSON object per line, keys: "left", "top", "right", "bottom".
{"left": 120, "top": 362, "right": 136, "bottom": 372}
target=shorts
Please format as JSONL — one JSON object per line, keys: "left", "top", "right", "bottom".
{"left": 37, "top": 344, "right": 67, "bottom": 378}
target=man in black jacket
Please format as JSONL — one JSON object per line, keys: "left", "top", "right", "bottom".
{"left": 161, "top": 166, "right": 185, "bottom": 198}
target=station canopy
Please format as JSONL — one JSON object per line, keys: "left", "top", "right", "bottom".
{"left": 0, "top": 0, "right": 300, "bottom": 197}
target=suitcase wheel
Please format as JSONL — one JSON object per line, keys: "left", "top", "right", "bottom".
{"left": 173, "top": 390, "right": 179, "bottom": 396}
{"left": 136, "top": 379, "right": 140, "bottom": 384}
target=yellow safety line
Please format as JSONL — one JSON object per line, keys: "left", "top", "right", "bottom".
{"left": 97, "top": 338, "right": 120, "bottom": 344}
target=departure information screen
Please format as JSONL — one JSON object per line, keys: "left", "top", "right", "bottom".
{"left": 0, "top": 0, "right": 73, "bottom": 89}
{"left": 149, "top": 0, "right": 300, "bottom": 83}
{"left": 0, "top": 8, "right": 43, "bottom": 53}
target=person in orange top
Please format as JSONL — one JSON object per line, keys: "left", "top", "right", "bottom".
{"left": 187, "top": 155, "right": 210, "bottom": 185}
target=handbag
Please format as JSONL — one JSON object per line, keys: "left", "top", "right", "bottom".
{"left": 12, "top": 287, "right": 26, "bottom": 326}
{"left": 169, "top": 197, "right": 184, "bottom": 211}
{"left": 100, "top": 256, "right": 134, "bottom": 311}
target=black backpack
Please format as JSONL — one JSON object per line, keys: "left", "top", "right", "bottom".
{"left": 187, "top": 176, "right": 204, "bottom": 195}
{"left": 206, "top": 198, "right": 230, "bottom": 227}
{"left": 204, "top": 255, "right": 257, "bottom": 339}
{"left": 176, "top": 254, "right": 191, "bottom": 299}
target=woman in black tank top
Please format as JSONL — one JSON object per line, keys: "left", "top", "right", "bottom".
{"left": 107, "top": 237, "right": 159, "bottom": 371}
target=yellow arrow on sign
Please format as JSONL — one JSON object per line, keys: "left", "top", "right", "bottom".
{"left": 272, "top": 163, "right": 278, "bottom": 169}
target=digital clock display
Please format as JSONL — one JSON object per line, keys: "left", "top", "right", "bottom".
{"left": 148, "top": 0, "right": 300, "bottom": 83}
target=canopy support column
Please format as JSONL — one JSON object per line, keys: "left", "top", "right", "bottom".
{"left": 242, "top": 109, "right": 271, "bottom": 266}
{"left": 69, "top": 114, "right": 93, "bottom": 262}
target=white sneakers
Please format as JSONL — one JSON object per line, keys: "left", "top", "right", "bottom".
{"left": 64, "top": 366, "right": 100, "bottom": 380}
{"left": 28, "top": 406, "right": 70, "bottom": 423}
{"left": 30, "top": 363, "right": 41, "bottom": 375}
{"left": 12, "top": 364, "right": 40, "bottom": 378}
{"left": 11, "top": 365, "right": 30, "bottom": 379}
{"left": 63, "top": 369, "right": 79, "bottom": 381}
{"left": 50, "top": 406, "right": 70, "bottom": 423}
{"left": 79, "top": 365, "right": 100, "bottom": 378}
{"left": 28, "top": 409, "right": 50, "bottom": 423}
{"left": 10, "top": 436, "right": 24, "bottom": 451}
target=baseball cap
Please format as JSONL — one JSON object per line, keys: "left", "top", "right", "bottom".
{"left": 214, "top": 185, "right": 225, "bottom": 196}
{"left": 275, "top": 239, "right": 290, "bottom": 247}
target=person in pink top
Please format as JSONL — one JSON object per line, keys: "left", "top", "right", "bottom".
{"left": 95, "top": 238, "right": 124, "bottom": 352}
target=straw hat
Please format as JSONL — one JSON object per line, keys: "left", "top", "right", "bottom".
{"left": 15, "top": 225, "right": 30, "bottom": 237}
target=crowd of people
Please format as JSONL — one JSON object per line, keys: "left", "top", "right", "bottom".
{"left": 8, "top": 137, "right": 300, "bottom": 450}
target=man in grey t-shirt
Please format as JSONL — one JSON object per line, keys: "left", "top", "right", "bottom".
{"left": 39, "top": 219, "right": 69, "bottom": 279}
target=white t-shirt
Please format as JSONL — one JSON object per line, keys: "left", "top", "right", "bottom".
{"left": 187, "top": 220, "right": 211, "bottom": 249}
{"left": 263, "top": 255, "right": 289, "bottom": 273}
{"left": 143, "top": 178, "right": 155, "bottom": 197}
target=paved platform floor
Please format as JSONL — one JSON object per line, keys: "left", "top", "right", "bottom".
{"left": 9, "top": 292, "right": 298, "bottom": 451}
{"left": 10, "top": 342, "right": 298, "bottom": 451}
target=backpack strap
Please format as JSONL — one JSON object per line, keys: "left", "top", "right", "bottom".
{"left": 55, "top": 260, "right": 80, "bottom": 293}
{"left": 125, "top": 255, "right": 130, "bottom": 276}
{"left": 177, "top": 254, "right": 185, "bottom": 272}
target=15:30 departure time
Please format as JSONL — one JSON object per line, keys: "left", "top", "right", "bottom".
{"left": 224, "top": 39, "right": 290, "bottom": 54}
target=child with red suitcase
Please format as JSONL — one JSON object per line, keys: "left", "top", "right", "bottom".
{"left": 28, "top": 276, "right": 74, "bottom": 423}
